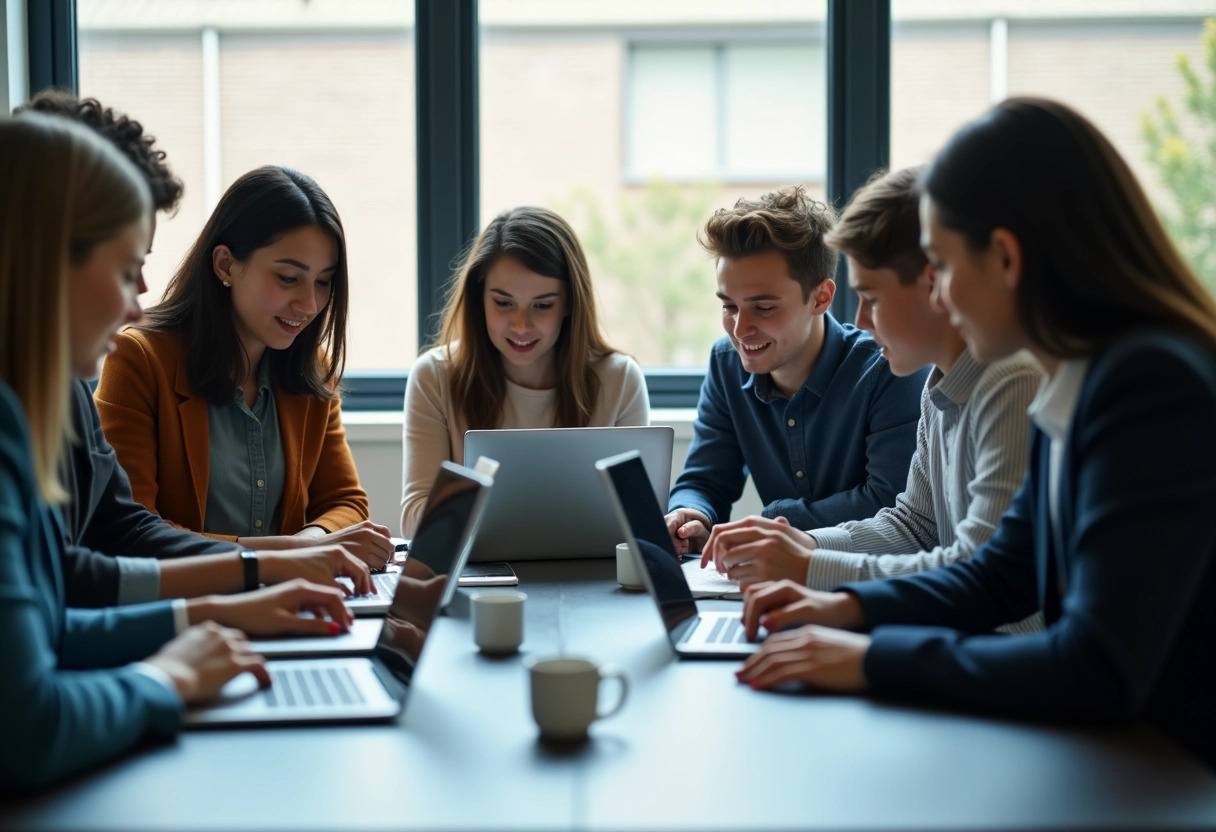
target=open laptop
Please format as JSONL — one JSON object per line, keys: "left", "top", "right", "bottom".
{"left": 596, "top": 450, "right": 766, "bottom": 659}
{"left": 344, "top": 459, "right": 504, "bottom": 616}
{"left": 186, "top": 461, "right": 492, "bottom": 726}
{"left": 464, "top": 426, "right": 674, "bottom": 562}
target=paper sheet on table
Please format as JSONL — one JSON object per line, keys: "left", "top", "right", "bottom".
{"left": 682, "top": 559, "right": 743, "bottom": 600}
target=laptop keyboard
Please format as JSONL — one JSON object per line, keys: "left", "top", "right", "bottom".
{"left": 344, "top": 572, "right": 398, "bottom": 601}
{"left": 265, "top": 666, "right": 367, "bottom": 708}
{"left": 702, "top": 616, "right": 748, "bottom": 645}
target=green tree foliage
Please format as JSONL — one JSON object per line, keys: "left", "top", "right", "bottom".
{"left": 1142, "top": 18, "right": 1216, "bottom": 292}
{"left": 559, "top": 180, "right": 724, "bottom": 366}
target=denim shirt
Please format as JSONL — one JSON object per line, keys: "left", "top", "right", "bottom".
{"left": 668, "top": 314, "right": 927, "bottom": 528}
{"left": 204, "top": 355, "right": 285, "bottom": 537}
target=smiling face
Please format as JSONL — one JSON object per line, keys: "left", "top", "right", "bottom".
{"left": 482, "top": 255, "right": 569, "bottom": 389}
{"left": 919, "top": 197, "right": 1024, "bottom": 364}
{"left": 849, "top": 257, "right": 961, "bottom": 376}
{"left": 68, "top": 215, "right": 150, "bottom": 378}
{"left": 217, "top": 224, "right": 337, "bottom": 360}
{"left": 717, "top": 250, "right": 828, "bottom": 397}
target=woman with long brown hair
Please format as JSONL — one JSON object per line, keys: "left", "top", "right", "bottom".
{"left": 401, "top": 206, "right": 648, "bottom": 536}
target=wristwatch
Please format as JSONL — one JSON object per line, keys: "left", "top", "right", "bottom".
{"left": 238, "top": 549, "right": 260, "bottom": 592}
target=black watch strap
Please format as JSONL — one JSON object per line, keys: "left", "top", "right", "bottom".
{"left": 239, "top": 549, "right": 259, "bottom": 591}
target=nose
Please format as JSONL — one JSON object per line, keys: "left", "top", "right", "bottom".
{"left": 510, "top": 307, "right": 532, "bottom": 332}
{"left": 732, "top": 309, "right": 754, "bottom": 339}
{"left": 854, "top": 303, "right": 872, "bottom": 333}
{"left": 292, "top": 282, "right": 320, "bottom": 316}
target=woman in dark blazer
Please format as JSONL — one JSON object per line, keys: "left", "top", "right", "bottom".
{"left": 736, "top": 97, "right": 1216, "bottom": 768}
{"left": 0, "top": 114, "right": 353, "bottom": 789}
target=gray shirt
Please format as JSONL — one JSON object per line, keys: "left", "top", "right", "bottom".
{"left": 806, "top": 350, "right": 1042, "bottom": 591}
{"left": 203, "top": 355, "right": 285, "bottom": 538}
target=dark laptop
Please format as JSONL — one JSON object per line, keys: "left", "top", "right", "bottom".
{"left": 185, "top": 461, "right": 493, "bottom": 726}
{"left": 596, "top": 450, "right": 766, "bottom": 659}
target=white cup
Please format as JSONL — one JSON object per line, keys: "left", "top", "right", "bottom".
{"left": 616, "top": 542, "right": 644, "bottom": 590}
{"left": 527, "top": 657, "right": 628, "bottom": 742}
{"left": 471, "top": 590, "right": 526, "bottom": 654}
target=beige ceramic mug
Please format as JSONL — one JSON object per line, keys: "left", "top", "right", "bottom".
{"left": 526, "top": 657, "right": 628, "bottom": 741}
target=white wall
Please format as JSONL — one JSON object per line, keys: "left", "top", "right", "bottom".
{"left": 344, "top": 408, "right": 763, "bottom": 534}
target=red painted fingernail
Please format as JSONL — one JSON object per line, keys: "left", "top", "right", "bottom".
{"left": 749, "top": 680, "right": 761, "bottom": 690}
{"left": 327, "top": 622, "right": 340, "bottom": 635}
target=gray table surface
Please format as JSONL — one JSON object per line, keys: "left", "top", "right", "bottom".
{"left": 6, "top": 558, "right": 1216, "bottom": 831}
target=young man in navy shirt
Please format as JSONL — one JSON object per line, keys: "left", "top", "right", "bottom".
{"left": 665, "top": 186, "right": 926, "bottom": 554}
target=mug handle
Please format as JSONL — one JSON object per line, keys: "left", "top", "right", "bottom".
{"left": 596, "top": 666, "right": 629, "bottom": 721}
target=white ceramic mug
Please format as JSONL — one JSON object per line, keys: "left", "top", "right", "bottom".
{"left": 471, "top": 590, "right": 526, "bottom": 654}
{"left": 616, "top": 542, "right": 644, "bottom": 590}
{"left": 527, "top": 657, "right": 628, "bottom": 742}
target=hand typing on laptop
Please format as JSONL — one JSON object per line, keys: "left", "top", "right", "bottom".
{"left": 699, "top": 515, "right": 815, "bottom": 590}
{"left": 184, "top": 579, "right": 355, "bottom": 638}
{"left": 256, "top": 544, "right": 374, "bottom": 596}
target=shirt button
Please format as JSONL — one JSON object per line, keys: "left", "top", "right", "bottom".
{"left": 254, "top": 519, "right": 263, "bottom": 528}
{"left": 795, "top": 470, "right": 804, "bottom": 478}
{"left": 787, "top": 419, "right": 796, "bottom": 427}
{"left": 256, "top": 479, "right": 265, "bottom": 488}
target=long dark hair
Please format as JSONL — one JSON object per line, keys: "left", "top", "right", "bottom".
{"left": 142, "top": 166, "right": 348, "bottom": 404}
{"left": 432, "top": 206, "right": 615, "bottom": 430}
{"left": 922, "top": 96, "right": 1216, "bottom": 357}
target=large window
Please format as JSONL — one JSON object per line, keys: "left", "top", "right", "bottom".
{"left": 479, "top": 3, "right": 829, "bottom": 368}
{"left": 77, "top": 1, "right": 419, "bottom": 371}
{"left": 891, "top": 1, "right": 1214, "bottom": 293}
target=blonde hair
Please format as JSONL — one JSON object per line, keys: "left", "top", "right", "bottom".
{"left": 0, "top": 113, "right": 150, "bottom": 502}
{"left": 433, "top": 206, "right": 617, "bottom": 431}
{"left": 825, "top": 167, "right": 928, "bottom": 285}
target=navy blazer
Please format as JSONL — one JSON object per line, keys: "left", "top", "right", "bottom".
{"left": 848, "top": 333, "right": 1216, "bottom": 767}
{"left": 61, "top": 380, "right": 233, "bottom": 607}
{"left": 0, "top": 381, "right": 183, "bottom": 790}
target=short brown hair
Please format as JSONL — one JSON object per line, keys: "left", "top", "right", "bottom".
{"left": 825, "top": 167, "right": 927, "bottom": 285}
{"left": 700, "top": 185, "right": 838, "bottom": 301}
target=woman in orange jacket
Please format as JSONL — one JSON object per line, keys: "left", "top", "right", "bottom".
{"left": 97, "top": 166, "right": 394, "bottom": 569}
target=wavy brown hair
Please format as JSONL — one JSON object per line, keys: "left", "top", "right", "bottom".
{"left": 141, "top": 166, "right": 348, "bottom": 404}
{"left": 700, "top": 185, "right": 838, "bottom": 300}
{"left": 923, "top": 97, "right": 1216, "bottom": 356}
{"left": 433, "top": 206, "right": 616, "bottom": 430}
{"left": 16, "top": 89, "right": 183, "bottom": 214}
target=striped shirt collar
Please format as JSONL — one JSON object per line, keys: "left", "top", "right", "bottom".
{"left": 925, "top": 348, "right": 986, "bottom": 413}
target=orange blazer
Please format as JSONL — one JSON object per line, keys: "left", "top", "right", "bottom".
{"left": 95, "top": 328, "right": 369, "bottom": 542}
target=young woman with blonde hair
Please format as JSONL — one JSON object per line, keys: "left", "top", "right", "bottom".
{"left": 401, "top": 206, "right": 648, "bottom": 536}
{"left": 0, "top": 113, "right": 354, "bottom": 788}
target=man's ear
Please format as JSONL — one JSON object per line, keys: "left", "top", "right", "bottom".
{"left": 810, "top": 279, "right": 836, "bottom": 315}
{"left": 990, "top": 228, "right": 1022, "bottom": 291}
{"left": 212, "top": 245, "right": 237, "bottom": 286}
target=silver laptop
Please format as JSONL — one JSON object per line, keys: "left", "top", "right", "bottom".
{"left": 464, "top": 426, "right": 674, "bottom": 561}
{"left": 597, "top": 450, "right": 767, "bottom": 659}
{"left": 187, "top": 461, "right": 492, "bottom": 726}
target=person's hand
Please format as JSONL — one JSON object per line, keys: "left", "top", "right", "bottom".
{"left": 664, "top": 508, "right": 712, "bottom": 556}
{"left": 192, "top": 579, "right": 355, "bottom": 637}
{"left": 735, "top": 625, "right": 871, "bottom": 693}
{"left": 258, "top": 544, "right": 372, "bottom": 596}
{"left": 144, "top": 622, "right": 270, "bottom": 703}
{"left": 296, "top": 520, "right": 395, "bottom": 570}
{"left": 741, "top": 580, "right": 866, "bottom": 640}
{"left": 700, "top": 515, "right": 816, "bottom": 589}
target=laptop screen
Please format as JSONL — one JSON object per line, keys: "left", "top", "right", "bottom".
{"left": 372, "top": 462, "right": 491, "bottom": 689}
{"left": 598, "top": 452, "right": 699, "bottom": 636}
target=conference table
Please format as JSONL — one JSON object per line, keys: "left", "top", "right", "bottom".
{"left": 6, "top": 558, "right": 1216, "bottom": 831}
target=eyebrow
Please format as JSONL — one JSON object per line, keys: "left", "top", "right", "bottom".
{"left": 274, "top": 258, "right": 338, "bottom": 274}
{"left": 715, "top": 291, "right": 783, "bottom": 302}
{"left": 489, "top": 288, "right": 561, "bottom": 300}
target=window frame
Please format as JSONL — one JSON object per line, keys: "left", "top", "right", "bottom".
{"left": 41, "top": 0, "right": 886, "bottom": 410}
